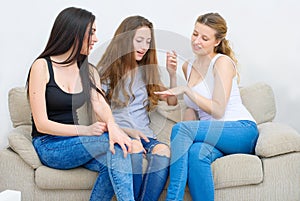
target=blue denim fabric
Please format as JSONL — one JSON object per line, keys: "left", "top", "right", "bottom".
{"left": 32, "top": 132, "right": 135, "bottom": 201}
{"left": 131, "top": 138, "right": 170, "bottom": 201}
{"left": 166, "top": 120, "right": 259, "bottom": 201}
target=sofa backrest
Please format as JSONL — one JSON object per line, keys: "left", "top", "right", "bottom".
{"left": 8, "top": 82, "right": 276, "bottom": 129}
{"left": 240, "top": 82, "right": 276, "bottom": 124}
{"left": 8, "top": 87, "right": 31, "bottom": 128}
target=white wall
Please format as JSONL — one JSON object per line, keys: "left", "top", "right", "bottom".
{"left": 1, "top": 0, "right": 299, "bottom": 149}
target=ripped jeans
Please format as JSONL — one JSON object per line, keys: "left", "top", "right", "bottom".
{"left": 131, "top": 137, "right": 170, "bottom": 201}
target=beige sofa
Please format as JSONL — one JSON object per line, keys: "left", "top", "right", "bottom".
{"left": 0, "top": 82, "right": 300, "bottom": 201}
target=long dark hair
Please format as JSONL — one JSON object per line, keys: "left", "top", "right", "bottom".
{"left": 98, "top": 15, "right": 160, "bottom": 111}
{"left": 26, "top": 7, "right": 96, "bottom": 103}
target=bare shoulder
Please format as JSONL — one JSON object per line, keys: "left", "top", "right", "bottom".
{"left": 182, "top": 61, "right": 189, "bottom": 79}
{"left": 214, "top": 55, "right": 235, "bottom": 72}
{"left": 30, "top": 58, "right": 49, "bottom": 79}
{"left": 88, "top": 63, "right": 101, "bottom": 87}
{"left": 31, "top": 58, "right": 47, "bottom": 70}
{"left": 86, "top": 63, "right": 98, "bottom": 78}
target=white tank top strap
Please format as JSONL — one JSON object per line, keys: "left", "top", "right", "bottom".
{"left": 211, "top": 53, "right": 238, "bottom": 77}
{"left": 186, "top": 60, "right": 194, "bottom": 81}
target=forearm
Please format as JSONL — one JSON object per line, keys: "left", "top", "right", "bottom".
{"left": 167, "top": 74, "right": 178, "bottom": 105}
{"left": 34, "top": 119, "right": 88, "bottom": 136}
{"left": 93, "top": 100, "right": 116, "bottom": 126}
{"left": 184, "top": 87, "right": 224, "bottom": 119}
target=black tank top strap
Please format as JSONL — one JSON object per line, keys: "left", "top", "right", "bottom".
{"left": 45, "top": 57, "right": 55, "bottom": 85}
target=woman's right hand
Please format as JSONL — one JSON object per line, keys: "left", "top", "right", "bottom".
{"left": 85, "top": 122, "right": 108, "bottom": 136}
{"left": 166, "top": 50, "right": 177, "bottom": 76}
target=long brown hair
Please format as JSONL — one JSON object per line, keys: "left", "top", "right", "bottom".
{"left": 98, "top": 15, "right": 160, "bottom": 111}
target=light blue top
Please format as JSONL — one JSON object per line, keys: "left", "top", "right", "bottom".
{"left": 102, "top": 67, "right": 155, "bottom": 138}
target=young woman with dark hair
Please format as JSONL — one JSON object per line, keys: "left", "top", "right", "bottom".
{"left": 27, "top": 7, "right": 135, "bottom": 201}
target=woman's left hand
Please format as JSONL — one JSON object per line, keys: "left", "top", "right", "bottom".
{"left": 122, "top": 128, "right": 150, "bottom": 142}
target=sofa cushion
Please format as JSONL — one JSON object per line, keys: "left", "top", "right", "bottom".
{"left": 240, "top": 82, "right": 276, "bottom": 124}
{"left": 8, "top": 126, "right": 42, "bottom": 169}
{"left": 35, "top": 166, "right": 97, "bottom": 190}
{"left": 255, "top": 122, "right": 300, "bottom": 157}
{"left": 212, "top": 154, "right": 263, "bottom": 189}
{"left": 149, "top": 110, "right": 174, "bottom": 145}
{"left": 155, "top": 99, "right": 187, "bottom": 123}
{"left": 8, "top": 87, "right": 32, "bottom": 127}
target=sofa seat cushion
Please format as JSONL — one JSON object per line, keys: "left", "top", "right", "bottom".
{"left": 212, "top": 154, "right": 263, "bottom": 189}
{"left": 35, "top": 158, "right": 149, "bottom": 190}
{"left": 35, "top": 166, "right": 97, "bottom": 190}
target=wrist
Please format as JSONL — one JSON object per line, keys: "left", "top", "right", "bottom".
{"left": 75, "top": 125, "right": 86, "bottom": 136}
{"left": 183, "top": 86, "right": 189, "bottom": 94}
{"left": 168, "top": 71, "right": 177, "bottom": 78}
{"left": 169, "top": 75, "right": 177, "bottom": 87}
{"left": 107, "top": 120, "right": 118, "bottom": 129}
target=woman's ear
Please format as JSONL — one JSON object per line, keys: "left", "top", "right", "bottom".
{"left": 214, "top": 39, "right": 221, "bottom": 47}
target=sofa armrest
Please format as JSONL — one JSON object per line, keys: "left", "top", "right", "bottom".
{"left": 255, "top": 122, "right": 300, "bottom": 157}
{"left": 8, "top": 126, "right": 43, "bottom": 169}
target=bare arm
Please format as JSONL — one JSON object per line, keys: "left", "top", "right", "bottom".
{"left": 90, "top": 67, "right": 132, "bottom": 157}
{"left": 161, "top": 51, "right": 178, "bottom": 106}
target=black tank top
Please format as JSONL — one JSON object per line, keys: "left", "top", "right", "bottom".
{"left": 31, "top": 57, "right": 86, "bottom": 138}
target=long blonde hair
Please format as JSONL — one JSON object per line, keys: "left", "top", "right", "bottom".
{"left": 196, "top": 13, "right": 239, "bottom": 82}
{"left": 197, "top": 13, "right": 237, "bottom": 63}
{"left": 97, "top": 15, "right": 160, "bottom": 111}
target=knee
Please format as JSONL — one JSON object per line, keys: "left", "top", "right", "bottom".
{"left": 131, "top": 140, "right": 144, "bottom": 153}
{"left": 170, "top": 122, "right": 193, "bottom": 141}
{"left": 189, "top": 143, "right": 212, "bottom": 162}
{"left": 170, "top": 122, "right": 184, "bottom": 141}
{"left": 151, "top": 144, "right": 170, "bottom": 158}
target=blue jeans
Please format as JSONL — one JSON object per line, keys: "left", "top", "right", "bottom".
{"left": 131, "top": 138, "right": 170, "bottom": 201}
{"left": 166, "top": 120, "right": 259, "bottom": 201}
{"left": 32, "top": 132, "right": 135, "bottom": 201}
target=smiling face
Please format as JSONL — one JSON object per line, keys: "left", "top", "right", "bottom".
{"left": 133, "top": 26, "right": 151, "bottom": 61}
{"left": 191, "top": 22, "right": 220, "bottom": 56}
{"left": 81, "top": 22, "right": 98, "bottom": 55}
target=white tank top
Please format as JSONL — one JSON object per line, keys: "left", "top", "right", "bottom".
{"left": 183, "top": 54, "right": 255, "bottom": 122}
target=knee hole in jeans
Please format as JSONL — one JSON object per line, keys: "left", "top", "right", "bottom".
{"left": 151, "top": 144, "right": 170, "bottom": 157}
{"left": 131, "top": 140, "right": 144, "bottom": 153}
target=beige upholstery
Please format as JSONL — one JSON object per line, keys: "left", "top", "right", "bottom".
{"left": 1, "top": 82, "right": 300, "bottom": 201}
